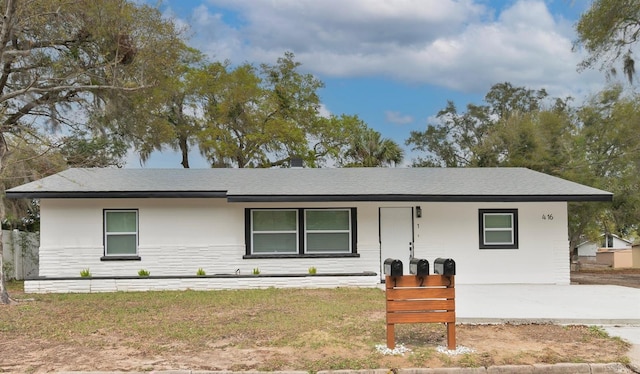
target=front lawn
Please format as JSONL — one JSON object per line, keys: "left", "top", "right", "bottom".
{"left": 0, "top": 283, "right": 630, "bottom": 373}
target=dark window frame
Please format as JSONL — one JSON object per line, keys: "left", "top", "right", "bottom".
{"left": 103, "top": 208, "right": 140, "bottom": 259}
{"left": 245, "top": 208, "right": 358, "bottom": 258}
{"left": 478, "top": 208, "right": 518, "bottom": 250}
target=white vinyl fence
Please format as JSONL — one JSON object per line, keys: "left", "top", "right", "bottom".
{"left": 2, "top": 229, "right": 39, "bottom": 280}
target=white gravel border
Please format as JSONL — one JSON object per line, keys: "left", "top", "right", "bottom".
{"left": 436, "top": 345, "right": 475, "bottom": 355}
{"left": 375, "top": 343, "right": 412, "bottom": 356}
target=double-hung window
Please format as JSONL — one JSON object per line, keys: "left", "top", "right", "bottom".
{"left": 479, "top": 209, "right": 518, "bottom": 249}
{"left": 104, "top": 210, "right": 138, "bottom": 256}
{"left": 247, "top": 208, "right": 356, "bottom": 256}
{"left": 251, "top": 209, "right": 298, "bottom": 253}
{"left": 305, "top": 209, "right": 351, "bottom": 253}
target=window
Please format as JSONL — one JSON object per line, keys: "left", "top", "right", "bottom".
{"left": 305, "top": 209, "right": 351, "bottom": 253}
{"left": 251, "top": 209, "right": 298, "bottom": 253}
{"left": 602, "top": 234, "right": 614, "bottom": 248}
{"left": 479, "top": 209, "right": 518, "bottom": 249}
{"left": 104, "top": 210, "right": 138, "bottom": 256}
{"left": 247, "top": 208, "right": 356, "bottom": 256}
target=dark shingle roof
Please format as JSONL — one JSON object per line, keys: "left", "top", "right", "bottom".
{"left": 5, "top": 167, "right": 613, "bottom": 202}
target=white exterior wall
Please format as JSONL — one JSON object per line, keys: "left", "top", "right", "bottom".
{"left": 412, "top": 201, "right": 569, "bottom": 284}
{"left": 38, "top": 199, "right": 380, "bottom": 279}
{"left": 36, "top": 198, "right": 570, "bottom": 287}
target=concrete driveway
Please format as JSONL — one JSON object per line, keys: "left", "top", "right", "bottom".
{"left": 455, "top": 284, "right": 640, "bottom": 325}
{"left": 454, "top": 284, "right": 640, "bottom": 371}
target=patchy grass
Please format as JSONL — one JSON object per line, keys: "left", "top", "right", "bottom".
{"left": 0, "top": 287, "right": 631, "bottom": 373}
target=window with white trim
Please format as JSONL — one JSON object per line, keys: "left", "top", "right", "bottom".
{"left": 479, "top": 209, "right": 518, "bottom": 249}
{"left": 247, "top": 208, "right": 356, "bottom": 256}
{"left": 104, "top": 210, "right": 138, "bottom": 256}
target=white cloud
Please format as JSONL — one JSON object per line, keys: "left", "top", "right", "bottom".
{"left": 167, "top": 0, "right": 605, "bottom": 97}
{"left": 318, "top": 103, "right": 332, "bottom": 119}
{"left": 385, "top": 111, "right": 414, "bottom": 125}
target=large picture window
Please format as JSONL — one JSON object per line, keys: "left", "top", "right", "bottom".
{"left": 479, "top": 209, "right": 518, "bottom": 249}
{"left": 247, "top": 208, "right": 356, "bottom": 256}
{"left": 104, "top": 210, "right": 138, "bottom": 256}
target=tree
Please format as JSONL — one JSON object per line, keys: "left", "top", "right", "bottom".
{"left": 406, "top": 83, "right": 550, "bottom": 167}
{"left": 342, "top": 128, "right": 404, "bottom": 167}
{"left": 58, "top": 130, "right": 129, "bottom": 168}
{"left": 575, "top": 0, "right": 640, "bottom": 82}
{"left": 307, "top": 114, "right": 376, "bottom": 167}
{"left": 571, "top": 85, "right": 640, "bottom": 242}
{"left": 90, "top": 45, "right": 206, "bottom": 168}
{"left": 198, "top": 52, "right": 326, "bottom": 168}
{"left": 0, "top": 0, "right": 185, "bottom": 303}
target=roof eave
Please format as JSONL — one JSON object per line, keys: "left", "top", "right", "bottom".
{"left": 226, "top": 194, "right": 614, "bottom": 203}
{"left": 5, "top": 191, "right": 228, "bottom": 199}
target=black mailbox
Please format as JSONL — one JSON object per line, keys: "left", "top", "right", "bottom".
{"left": 383, "top": 258, "right": 403, "bottom": 277}
{"left": 409, "top": 258, "right": 429, "bottom": 276}
{"left": 434, "top": 258, "right": 456, "bottom": 276}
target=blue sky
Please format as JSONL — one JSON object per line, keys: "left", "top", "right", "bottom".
{"left": 131, "top": 0, "right": 611, "bottom": 168}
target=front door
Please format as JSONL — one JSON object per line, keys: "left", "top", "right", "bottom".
{"left": 379, "top": 207, "right": 414, "bottom": 280}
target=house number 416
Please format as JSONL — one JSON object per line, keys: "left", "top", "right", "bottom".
{"left": 542, "top": 214, "right": 554, "bottom": 220}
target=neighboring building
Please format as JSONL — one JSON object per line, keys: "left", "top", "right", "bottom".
{"left": 6, "top": 167, "right": 612, "bottom": 293}
{"left": 576, "top": 234, "right": 633, "bottom": 263}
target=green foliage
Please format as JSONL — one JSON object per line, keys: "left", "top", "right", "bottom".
{"left": 252, "top": 268, "right": 260, "bottom": 275}
{"left": 59, "top": 130, "right": 129, "bottom": 168}
{"left": 138, "top": 269, "right": 150, "bottom": 277}
{"left": 196, "top": 52, "right": 377, "bottom": 169}
{"left": 196, "top": 268, "right": 206, "bottom": 276}
{"left": 571, "top": 86, "right": 640, "bottom": 240}
{"left": 575, "top": 0, "right": 640, "bottom": 82}
{"left": 406, "top": 81, "right": 640, "bottom": 248}
{"left": 198, "top": 52, "right": 326, "bottom": 168}
{"left": 587, "top": 325, "right": 610, "bottom": 339}
{"left": 308, "top": 267, "right": 317, "bottom": 275}
{"left": 80, "top": 269, "right": 91, "bottom": 278}
{"left": 342, "top": 128, "right": 404, "bottom": 167}
{"left": 406, "top": 83, "right": 553, "bottom": 168}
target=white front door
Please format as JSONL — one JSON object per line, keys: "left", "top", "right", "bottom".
{"left": 380, "top": 207, "right": 414, "bottom": 279}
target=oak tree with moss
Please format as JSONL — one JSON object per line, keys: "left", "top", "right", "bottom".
{"left": 0, "top": 0, "right": 184, "bottom": 304}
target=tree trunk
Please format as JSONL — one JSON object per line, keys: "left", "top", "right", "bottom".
{"left": 0, "top": 232, "right": 10, "bottom": 305}
{"left": 179, "top": 134, "right": 190, "bottom": 168}
{"left": 0, "top": 132, "right": 12, "bottom": 304}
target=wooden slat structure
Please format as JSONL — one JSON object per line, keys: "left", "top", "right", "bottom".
{"left": 385, "top": 275, "right": 455, "bottom": 350}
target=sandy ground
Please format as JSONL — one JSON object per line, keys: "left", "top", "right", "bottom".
{"left": 0, "top": 323, "right": 630, "bottom": 373}
{"left": 1, "top": 270, "right": 637, "bottom": 373}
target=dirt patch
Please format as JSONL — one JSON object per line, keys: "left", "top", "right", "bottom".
{"left": 0, "top": 320, "right": 629, "bottom": 373}
{"left": 571, "top": 267, "right": 640, "bottom": 288}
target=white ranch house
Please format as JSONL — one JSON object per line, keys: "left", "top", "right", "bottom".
{"left": 6, "top": 167, "right": 612, "bottom": 293}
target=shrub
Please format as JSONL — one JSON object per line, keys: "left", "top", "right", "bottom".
{"left": 308, "top": 267, "right": 317, "bottom": 275}
{"left": 80, "top": 268, "right": 91, "bottom": 277}
{"left": 196, "top": 268, "right": 206, "bottom": 276}
{"left": 138, "top": 269, "right": 150, "bottom": 277}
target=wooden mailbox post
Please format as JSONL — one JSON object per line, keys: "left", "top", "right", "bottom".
{"left": 385, "top": 274, "right": 456, "bottom": 350}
